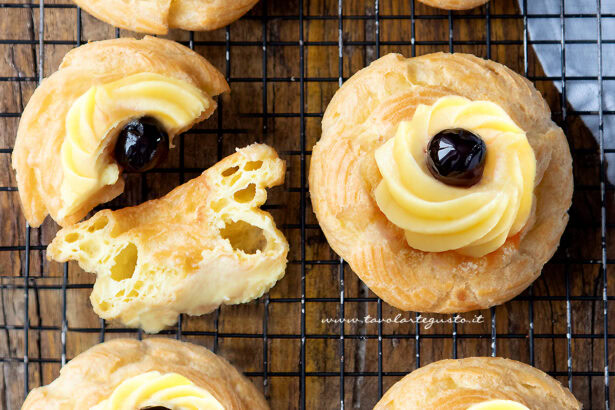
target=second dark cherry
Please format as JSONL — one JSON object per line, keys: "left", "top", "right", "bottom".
{"left": 115, "top": 116, "right": 169, "bottom": 173}
{"left": 426, "top": 128, "right": 486, "bottom": 187}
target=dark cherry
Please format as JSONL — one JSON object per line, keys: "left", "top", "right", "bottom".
{"left": 426, "top": 128, "right": 486, "bottom": 187}
{"left": 115, "top": 116, "right": 169, "bottom": 173}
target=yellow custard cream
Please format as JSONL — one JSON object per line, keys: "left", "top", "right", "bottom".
{"left": 90, "top": 371, "right": 224, "bottom": 410}
{"left": 467, "top": 399, "right": 530, "bottom": 410}
{"left": 374, "top": 96, "right": 536, "bottom": 257}
{"left": 60, "top": 72, "right": 210, "bottom": 218}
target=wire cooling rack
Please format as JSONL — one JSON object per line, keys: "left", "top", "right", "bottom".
{"left": 0, "top": 0, "right": 612, "bottom": 409}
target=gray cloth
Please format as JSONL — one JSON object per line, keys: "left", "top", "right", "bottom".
{"left": 519, "top": 1, "right": 614, "bottom": 162}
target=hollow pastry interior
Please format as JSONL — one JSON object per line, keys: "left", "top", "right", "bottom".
{"left": 47, "top": 144, "right": 288, "bottom": 333}
{"left": 374, "top": 357, "right": 581, "bottom": 409}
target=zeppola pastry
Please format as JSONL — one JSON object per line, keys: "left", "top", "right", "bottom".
{"left": 22, "top": 338, "right": 269, "bottom": 409}
{"left": 374, "top": 357, "right": 581, "bottom": 409}
{"left": 12, "top": 36, "right": 228, "bottom": 228}
{"left": 418, "top": 0, "right": 490, "bottom": 10}
{"left": 47, "top": 144, "right": 288, "bottom": 333}
{"left": 72, "top": 0, "right": 259, "bottom": 34}
{"left": 309, "top": 53, "right": 573, "bottom": 313}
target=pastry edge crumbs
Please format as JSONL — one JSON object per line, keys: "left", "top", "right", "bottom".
{"left": 47, "top": 143, "right": 289, "bottom": 333}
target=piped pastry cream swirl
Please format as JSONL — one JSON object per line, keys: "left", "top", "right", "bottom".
{"left": 60, "top": 72, "right": 210, "bottom": 219}
{"left": 374, "top": 96, "right": 536, "bottom": 257}
{"left": 90, "top": 371, "right": 224, "bottom": 410}
{"left": 467, "top": 400, "right": 530, "bottom": 410}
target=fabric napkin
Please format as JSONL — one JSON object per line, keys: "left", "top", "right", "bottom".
{"left": 518, "top": 1, "right": 614, "bottom": 164}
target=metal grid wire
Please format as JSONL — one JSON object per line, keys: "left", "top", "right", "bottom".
{"left": 0, "top": 0, "right": 612, "bottom": 409}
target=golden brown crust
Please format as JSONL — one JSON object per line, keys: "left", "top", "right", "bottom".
{"left": 21, "top": 338, "right": 270, "bottom": 410}
{"left": 309, "top": 53, "right": 573, "bottom": 313}
{"left": 46, "top": 144, "right": 289, "bottom": 333}
{"left": 72, "top": 0, "right": 260, "bottom": 34}
{"left": 374, "top": 357, "right": 581, "bottom": 409}
{"left": 418, "top": 0, "right": 490, "bottom": 10}
{"left": 12, "top": 36, "right": 229, "bottom": 228}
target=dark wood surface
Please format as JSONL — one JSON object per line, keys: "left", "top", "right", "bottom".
{"left": 0, "top": 0, "right": 611, "bottom": 409}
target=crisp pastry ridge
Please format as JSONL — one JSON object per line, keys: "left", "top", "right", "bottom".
{"left": 21, "top": 338, "right": 269, "bottom": 409}
{"left": 12, "top": 36, "right": 229, "bottom": 228}
{"left": 309, "top": 52, "right": 573, "bottom": 313}
{"left": 373, "top": 357, "right": 581, "bottom": 409}
{"left": 73, "top": 0, "right": 259, "bottom": 34}
{"left": 417, "top": 0, "right": 490, "bottom": 10}
{"left": 47, "top": 143, "right": 289, "bottom": 333}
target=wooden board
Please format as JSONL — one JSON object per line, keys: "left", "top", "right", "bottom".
{"left": 0, "top": 0, "right": 611, "bottom": 409}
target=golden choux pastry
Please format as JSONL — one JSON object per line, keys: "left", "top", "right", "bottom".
{"left": 309, "top": 52, "right": 573, "bottom": 313}
{"left": 12, "top": 36, "right": 228, "bottom": 228}
{"left": 418, "top": 0, "right": 490, "bottom": 10}
{"left": 73, "top": 0, "right": 259, "bottom": 34}
{"left": 374, "top": 357, "right": 581, "bottom": 409}
{"left": 47, "top": 144, "right": 288, "bottom": 333}
{"left": 22, "top": 338, "right": 269, "bottom": 409}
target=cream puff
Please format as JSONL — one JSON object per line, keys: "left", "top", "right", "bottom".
{"left": 309, "top": 52, "right": 573, "bottom": 313}
{"left": 12, "top": 36, "right": 228, "bottom": 228}
{"left": 22, "top": 338, "right": 269, "bottom": 409}
{"left": 374, "top": 357, "right": 580, "bottom": 409}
